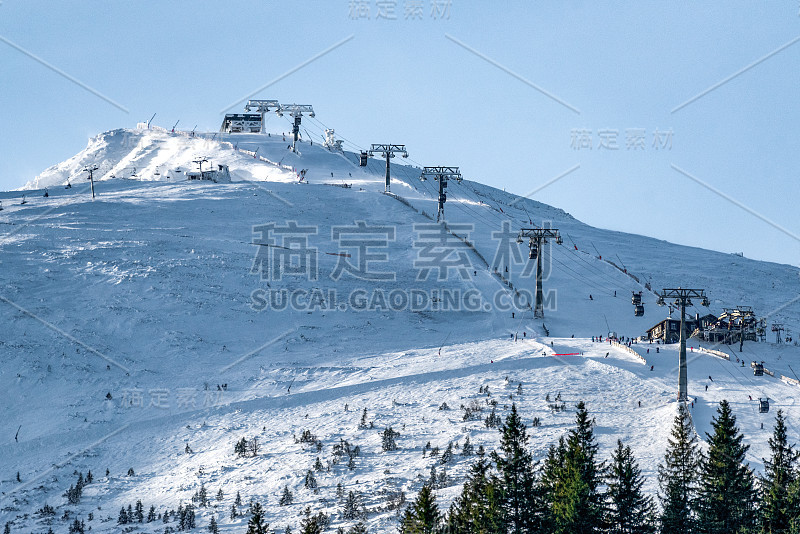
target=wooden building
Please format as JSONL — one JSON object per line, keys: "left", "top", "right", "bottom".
{"left": 699, "top": 307, "right": 759, "bottom": 344}
{"left": 646, "top": 313, "right": 716, "bottom": 344}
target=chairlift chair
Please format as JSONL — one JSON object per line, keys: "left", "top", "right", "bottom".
{"left": 634, "top": 304, "right": 644, "bottom": 317}
{"left": 632, "top": 291, "right": 642, "bottom": 306}
{"left": 529, "top": 243, "right": 538, "bottom": 260}
{"left": 359, "top": 152, "right": 368, "bottom": 166}
{"left": 759, "top": 398, "right": 770, "bottom": 413}
{"left": 753, "top": 362, "right": 764, "bottom": 376}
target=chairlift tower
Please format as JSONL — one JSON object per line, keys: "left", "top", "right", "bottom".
{"left": 772, "top": 323, "right": 784, "bottom": 344}
{"left": 369, "top": 144, "right": 408, "bottom": 193}
{"left": 419, "top": 166, "right": 462, "bottom": 221}
{"left": 84, "top": 164, "right": 99, "bottom": 199}
{"left": 656, "top": 288, "right": 710, "bottom": 403}
{"left": 193, "top": 156, "right": 209, "bottom": 175}
{"left": 244, "top": 99, "right": 280, "bottom": 133}
{"left": 276, "top": 104, "right": 314, "bottom": 152}
{"left": 518, "top": 227, "right": 562, "bottom": 318}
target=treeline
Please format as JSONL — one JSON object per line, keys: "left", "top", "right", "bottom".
{"left": 401, "top": 400, "right": 800, "bottom": 534}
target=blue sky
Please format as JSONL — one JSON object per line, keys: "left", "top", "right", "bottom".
{"left": 1, "top": 1, "right": 798, "bottom": 266}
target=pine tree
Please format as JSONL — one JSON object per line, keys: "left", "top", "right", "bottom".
{"left": 208, "top": 515, "right": 219, "bottom": 533}
{"left": 658, "top": 403, "right": 700, "bottom": 534}
{"left": 68, "top": 518, "right": 85, "bottom": 534}
{"left": 347, "top": 521, "right": 368, "bottom": 534}
{"left": 359, "top": 408, "right": 369, "bottom": 429}
{"left": 299, "top": 507, "right": 329, "bottom": 534}
{"left": 696, "top": 400, "right": 756, "bottom": 534}
{"left": 305, "top": 470, "right": 318, "bottom": 490}
{"left": 198, "top": 483, "right": 209, "bottom": 507}
{"left": 446, "top": 449, "right": 503, "bottom": 533}
{"left": 118, "top": 506, "right": 128, "bottom": 525}
{"left": 540, "top": 437, "right": 567, "bottom": 534}
{"left": 343, "top": 491, "right": 362, "bottom": 520}
{"left": 133, "top": 499, "right": 143, "bottom": 522}
{"left": 185, "top": 504, "right": 196, "bottom": 529}
{"left": 280, "top": 484, "right": 294, "bottom": 506}
{"left": 491, "top": 403, "right": 540, "bottom": 533}
{"left": 382, "top": 427, "right": 400, "bottom": 452}
{"left": 440, "top": 442, "right": 454, "bottom": 464}
{"left": 400, "top": 485, "right": 440, "bottom": 534}
{"left": 236, "top": 490, "right": 243, "bottom": 506}
{"left": 461, "top": 435, "right": 474, "bottom": 456}
{"left": 298, "top": 510, "right": 316, "bottom": 534}
{"left": 760, "top": 410, "right": 799, "bottom": 534}
{"left": 2, "top": 522, "right": 8, "bottom": 534}
{"left": 246, "top": 502, "right": 269, "bottom": 534}
{"left": 605, "top": 440, "right": 656, "bottom": 533}
{"left": 147, "top": 505, "right": 156, "bottom": 522}
{"left": 230, "top": 503, "right": 238, "bottom": 520}
{"left": 234, "top": 437, "right": 247, "bottom": 456}
{"left": 548, "top": 401, "right": 605, "bottom": 534}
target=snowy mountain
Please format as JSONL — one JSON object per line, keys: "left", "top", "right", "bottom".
{"left": 1, "top": 125, "right": 798, "bottom": 533}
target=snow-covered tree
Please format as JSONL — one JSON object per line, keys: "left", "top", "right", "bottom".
{"left": 279, "top": 484, "right": 294, "bottom": 506}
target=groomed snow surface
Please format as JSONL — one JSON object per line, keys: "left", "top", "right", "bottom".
{"left": 1, "top": 127, "right": 799, "bottom": 532}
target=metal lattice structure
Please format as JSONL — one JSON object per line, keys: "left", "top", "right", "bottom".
{"left": 369, "top": 144, "right": 408, "bottom": 193}
{"left": 276, "top": 104, "right": 315, "bottom": 152}
{"left": 419, "top": 166, "right": 461, "bottom": 221}
{"left": 772, "top": 323, "right": 784, "bottom": 344}
{"left": 84, "top": 164, "right": 99, "bottom": 200}
{"left": 244, "top": 99, "right": 280, "bottom": 133}
{"left": 656, "top": 288, "right": 709, "bottom": 403}
{"left": 518, "top": 228, "right": 562, "bottom": 318}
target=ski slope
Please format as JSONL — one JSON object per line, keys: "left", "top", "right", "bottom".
{"left": 1, "top": 126, "right": 799, "bottom": 532}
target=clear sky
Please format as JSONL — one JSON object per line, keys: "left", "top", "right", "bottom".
{"left": 1, "top": 1, "right": 798, "bottom": 267}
